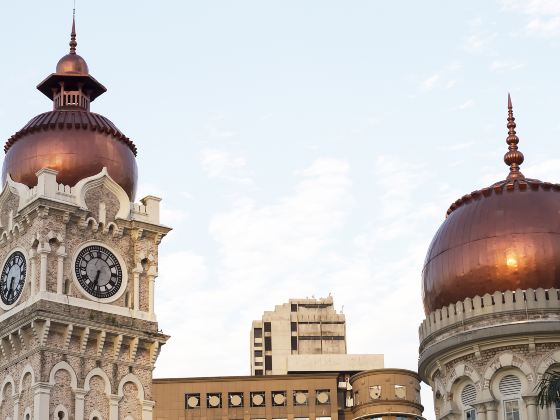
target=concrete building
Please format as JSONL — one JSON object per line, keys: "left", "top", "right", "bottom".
{"left": 153, "top": 369, "right": 424, "bottom": 420}
{"left": 250, "top": 297, "right": 381, "bottom": 376}
{"left": 418, "top": 97, "right": 560, "bottom": 419}
{"left": 0, "top": 16, "right": 169, "bottom": 420}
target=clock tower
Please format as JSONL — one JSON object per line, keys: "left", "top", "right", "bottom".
{"left": 0, "top": 16, "right": 170, "bottom": 420}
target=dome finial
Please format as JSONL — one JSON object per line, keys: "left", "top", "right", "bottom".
{"left": 504, "top": 93, "right": 525, "bottom": 180}
{"left": 69, "top": 9, "right": 77, "bottom": 54}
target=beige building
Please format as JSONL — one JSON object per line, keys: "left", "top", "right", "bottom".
{"left": 250, "top": 297, "right": 381, "bottom": 376}
{"left": 153, "top": 369, "right": 424, "bottom": 420}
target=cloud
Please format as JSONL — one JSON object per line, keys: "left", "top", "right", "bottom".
{"left": 501, "top": 0, "right": 560, "bottom": 37}
{"left": 490, "top": 60, "right": 525, "bottom": 72}
{"left": 458, "top": 99, "right": 475, "bottom": 110}
{"left": 200, "top": 148, "right": 253, "bottom": 185}
{"left": 421, "top": 74, "right": 440, "bottom": 91}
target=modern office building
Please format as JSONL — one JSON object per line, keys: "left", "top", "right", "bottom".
{"left": 418, "top": 97, "right": 560, "bottom": 419}
{"left": 250, "top": 297, "right": 381, "bottom": 376}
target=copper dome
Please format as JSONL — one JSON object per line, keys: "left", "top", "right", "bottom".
{"left": 421, "top": 96, "right": 560, "bottom": 314}
{"left": 1, "top": 15, "right": 137, "bottom": 200}
{"left": 56, "top": 53, "right": 89, "bottom": 75}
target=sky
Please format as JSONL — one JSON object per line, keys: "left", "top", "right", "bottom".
{"left": 2, "top": 1, "right": 560, "bottom": 419}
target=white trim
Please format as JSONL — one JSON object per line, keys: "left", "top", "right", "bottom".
{"left": 71, "top": 241, "right": 128, "bottom": 304}
{"left": 49, "top": 361, "right": 78, "bottom": 390}
{"left": 1, "top": 374, "right": 16, "bottom": 397}
{"left": 84, "top": 368, "right": 111, "bottom": 395}
{"left": 89, "top": 410, "right": 103, "bottom": 420}
{"left": 117, "top": 373, "right": 145, "bottom": 400}
{"left": 19, "top": 364, "right": 35, "bottom": 392}
{"left": 0, "top": 247, "right": 30, "bottom": 310}
{"left": 0, "top": 291, "right": 155, "bottom": 323}
{"left": 52, "top": 404, "right": 69, "bottom": 420}
{"left": 23, "top": 407, "right": 33, "bottom": 420}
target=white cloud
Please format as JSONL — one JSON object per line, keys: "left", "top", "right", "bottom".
{"left": 200, "top": 148, "right": 253, "bottom": 185}
{"left": 421, "top": 74, "right": 440, "bottom": 91}
{"left": 501, "top": 0, "right": 560, "bottom": 37}
{"left": 490, "top": 60, "right": 525, "bottom": 72}
{"left": 458, "top": 99, "right": 475, "bottom": 110}
{"left": 464, "top": 31, "right": 497, "bottom": 53}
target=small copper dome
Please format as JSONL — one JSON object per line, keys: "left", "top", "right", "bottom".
{"left": 56, "top": 53, "right": 89, "bottom": 75}
{"left": 2, "top": 15, "right": 137, "bottom": 200}
{"left": 422, "top": 96, "right": 560, "bottom": 314}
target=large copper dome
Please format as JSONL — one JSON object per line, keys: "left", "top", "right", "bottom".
{"left": 422, "top": 96, "right": 560, "bottom": 314}
{"left": 1, "top": 16, "right": 138, "bottom": 200}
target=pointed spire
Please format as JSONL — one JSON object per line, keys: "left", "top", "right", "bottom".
{"left": 504, "top": 93, "right": 525, "bottom": 180}
{"left": 69, "top": 11, "right": 77, "bottom": 54}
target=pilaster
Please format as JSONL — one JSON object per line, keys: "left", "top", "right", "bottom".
{"left": 32, "top": 383, "right": 52, "bottom": 420}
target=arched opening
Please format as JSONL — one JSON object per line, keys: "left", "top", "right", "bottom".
{"left": 63, "top": 278, "right": 70, "bottom": 295}
{"left": 57, "top": 411, "right": 65, "bottom": 420}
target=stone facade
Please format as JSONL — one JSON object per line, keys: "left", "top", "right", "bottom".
{"left": 0, "top": 168, "right": 170, "bottom": 420}
{"left": 418, "top": 289, "right": 560, "bottom": 420}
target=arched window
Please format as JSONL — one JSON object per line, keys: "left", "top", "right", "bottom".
{"left": 499, "top": 375, "right": 521, "bottom": 420}
{"left": 461, "top": 383, "right": 476, "bottom": 419}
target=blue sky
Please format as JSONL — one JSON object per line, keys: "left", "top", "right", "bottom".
{"left": 2, "top": 1, "right": 560, "bottom": 418}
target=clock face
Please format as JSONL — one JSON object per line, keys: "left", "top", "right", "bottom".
{"left": 0, "top": 251, "right": 27, "bottom": 306}
{"left": 74, "top": 245, "right": 123, "bottom": 299}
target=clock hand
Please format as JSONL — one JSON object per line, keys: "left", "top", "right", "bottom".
{"left": 7, "top": 276, "right": 15, "bottom": 299}
{"left": 91, "top": 270, "right": 101, "bottom": 289}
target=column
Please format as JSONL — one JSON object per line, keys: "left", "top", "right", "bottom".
{"left": 142, "top": 400, "right": 155, "bottom": 420}
{"left": 56, "top": 245, "right": 67, "bottom": 294}
{"left": 109, "top": 394, "right": 120, "bottom": 420}
{"left": 132, "top": 266, "right": 143, "bottom": 310}
{"left": 29, "top": 248, "right": 37, "bottom": 297}
{"left": 485, "top": 401, "right": 498, "bottom": 420}
{"left": 38, "top": 242, "right": 51, "bottom": 292}
{"left": 522, "top": 395, "right": 538, "bottom": 420}
{"left": 75, "top": 389, "right": 86, "bottom": 420}
{"left": 32, "top": 383, "right": 52, "bottom": 420}
{"left": 472, "top": 403, "right": 487, "bottom": 420}
{"left": 13, "top": 396, "right": 20, "bottom": 420}
{"left": 147, "top": 266, "right": 158, "bottom": 314}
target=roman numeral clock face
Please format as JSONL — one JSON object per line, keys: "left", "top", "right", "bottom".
{"left": 0, "top": 251, "right": 26, "bottom": 306}
{"left": 74, "top": 245, "right": 123, "bottom": 299}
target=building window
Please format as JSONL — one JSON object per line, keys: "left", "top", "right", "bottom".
{"left": 254, "top": 369, "right": 263, "bottom": 376}
{"left": 291, "top": 304, "right": 298, "bottom": 312}
{"left": 272, "top": 391, "right": 287, "bottom": 406}
{"left": 255, "top": 361, "right": 263, "bottom": 366}
{"left": 293, "top": 390, "right": 308, "bottom": 405}
{"left": 185, "top": 393, "right": 201, "bottom": 409}
{"left": 395, "top": 385, "right": 406, "bottom": 399}
{"left": 254, "top": 328, "right": 262, "bottom": 338}
{"left": 369, "top": 385, "right": 381, "bottom": 400}
{"left": 250, "top": 392, "right": 265, "bottom": 407}
{"left": 504, "top": 400, "right": 520, "bottom": 420}
{"left": 207, "top": 393, "right": 222, "bottom": 408}
{"left": 265, "top": 355, "right": 272, "bottom": 370}
{"left": 254, "top": 350, "right": 262, "bottom": 357}
{"left": 464, "top": 408, "right": 476, "bottom": 419}
{"left": 291, "top": 336, "right": 298, "bottom": 351}
{"left": 264, "top": 322, "right": 271, "bottom": 333}
{"left": 316, "top": 390, "right": 330, "bottom": 405}
{"left": 228, "top": 392, "right": 244, "bottom": 408}
{"left": 264, "top": 337, "right": 272, "bottom": 350}
{"left": 291, "top": 322, "right": 297, "bottom": 332}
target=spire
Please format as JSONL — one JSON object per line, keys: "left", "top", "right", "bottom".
{"left": 504, "top": 93, "right": 525, "bottom": 180}
{"left": 69, "top": 11, "right": 77, "bottom": 54}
